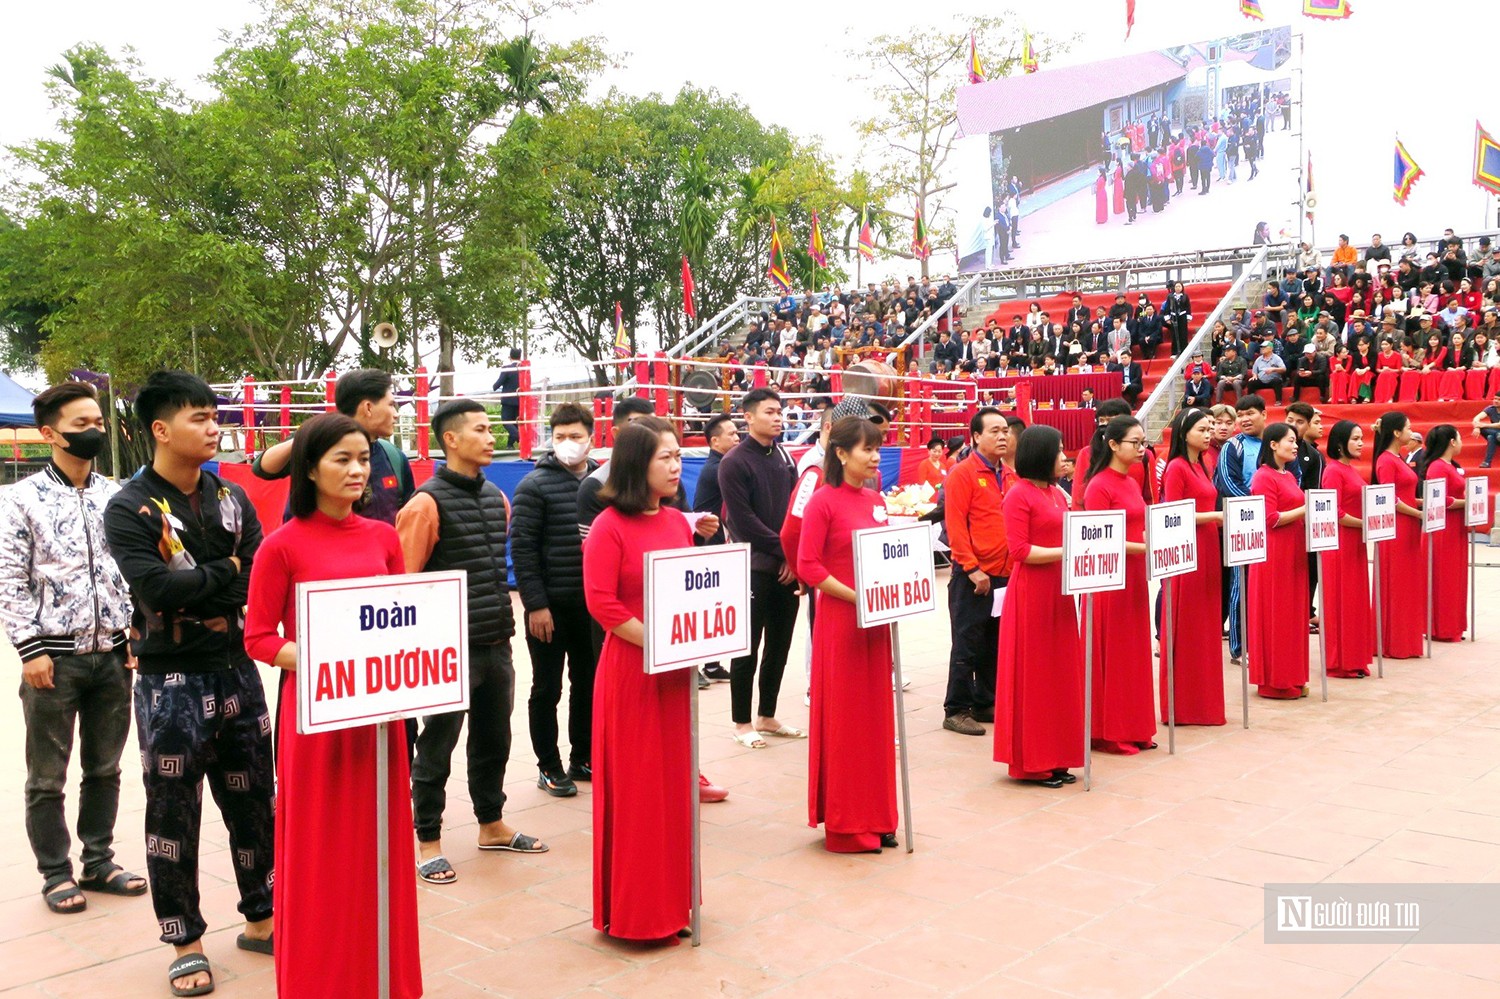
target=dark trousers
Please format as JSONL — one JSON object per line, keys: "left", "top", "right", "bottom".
{"left": 1248, "top": 375, "right": 1284, "bottom": 403}
{"left": 1481, "top": 427, "right": 1500, "bottom": 464}
{"left": 730, "top": 570, "right": 798, "bottom": 724}
{"left": 1171, "top": 319, "right": 1189, "bottom": 356}
{"left": 1295, "top": 371, "right": 1330, "bottom": 402}
{"left": 1308, "top": 551, "right": 1320, "bottom": 621}
{"left": 944, "top": 571, "right": 1004, "bottom": 716}
{"left": 501, "top": 405, "right": 520, "bottom": 447}
{"left": 21, "top": 651, "right": 133, "bottom": 885}
{"left": 525, "top": 603, "right": 597, "bottom": 773}
{"left": 1174, "top": 170, "right": 1186, "bottom": 195}
{"left": 412, "top": 642, "right": 514, "bottom": 842}
{"left": 1199, "top": 170, "right": 1212, "bottom": 194}
{"left": 135, "top": 661, "right": 275, "bottom": 946}
{"left": 1121, "top": 382, "right": 1144, "bottom": 408}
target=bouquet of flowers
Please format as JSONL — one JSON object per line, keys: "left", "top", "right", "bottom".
{"left": 883, "top": 481, "right": 938, "bottom": 519}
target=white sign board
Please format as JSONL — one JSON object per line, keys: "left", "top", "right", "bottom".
{"left": 1146, "top": 499, "right": 1199, "bottom": 582}
{"left": 1466, "top": 477, "right": 1490, "bottom": 529}
{"left": 1222, "top": 495, "right": 1268, "bottom": 568}
{"left": 1363, "top": 484, "right": 1397, "bottom": 543}
{"left": 1063, "top": 510, "right": 1128, "bottom": 595}
{"left": 853, "top": 521, "right": 937, "bottom": 627}
{"left": 1422, "top": 478, "right": 1447, "bottom": 535}
{"left": 296, "top": 571, "right": 469, "bottom": 735}
{"left": 643, "top": 544, "right": 752, "bottom": 674}
{"left": 1305, "top": 489, "right": 1340, "bottom": 554}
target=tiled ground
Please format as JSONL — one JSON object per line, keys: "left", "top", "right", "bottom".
{"left": 3, "top": 554, "right": 1500, "bottom": 998}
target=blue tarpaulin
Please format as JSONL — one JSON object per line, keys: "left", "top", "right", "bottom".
{"left": 0, "top": 371, "right": 35, "bottom": 428}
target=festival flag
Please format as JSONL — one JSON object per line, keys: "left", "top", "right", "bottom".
{"left": 1393, "top": 137, "right": 1424, "bottom": 206}
{"left": 766, "top": 220, "right": 792, "bottom": 292}
{"left": 1240, "top": 0, "right": 1265, "bottom": 19}
{"left": 1021, "top": 32, "right": 1038, "bottom": 74}
{"left": 1125, "top": 0, "right": 1136, "bottom": 39}
{"left": 1302, "top": 0, "right": 1352, "bottom": 19}
{"left": 1474, "top": 120, "right": 1500, "bottom": 197}
{"left": 613, "top": 301, "right": 630, "bottom": 358}
{"left": 808, "top": 211, "right": 827, "bottom": 269}
{"left": 911, "top": 203, "right": 931, "bottom": 260}
{"left": 857, "top": 207, "right": 876, "bottom": 261}
{"left": 1305, "top": 152, "right": 1315, "bottom": 222}
{"left": 681, "top": 256, "right": 696, "bottom": 320}
{"left": 968, "top": 32, "right": 985, "bottom": 84}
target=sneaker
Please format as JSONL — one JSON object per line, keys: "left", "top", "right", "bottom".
{"left": 697, "top": 670, "right": 710, "bottom": 690}
{"left": 943, "top": 711, "right": 985, "bottom": 736}
{"left": 698, "top": 773, "right": 728, "bottom": 803}
{"left": 703, "top": 664, "right": 731, "bottom": 682}
{"left": 537, "top": 769, "right": 578, "bottom": 797}
{"left": 566, "top": 762, "right": 592, "bottom": 783}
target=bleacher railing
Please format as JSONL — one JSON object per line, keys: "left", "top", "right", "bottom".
{"left": 1134, "top": 245, "right": 1273, "bottom": 443}
{"left": 896, "top": 273, "right": 982, "bottom": 371}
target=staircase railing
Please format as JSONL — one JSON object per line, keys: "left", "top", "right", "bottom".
{"left": 895, "top": 273, "right": 983, "bottom": 371}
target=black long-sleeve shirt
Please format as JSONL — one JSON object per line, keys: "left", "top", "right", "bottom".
{"left": 716, "top": 434, "right": 796, "bottom": 574}
{"left": 692, "top": 449, "right": 727, "bottom": 544}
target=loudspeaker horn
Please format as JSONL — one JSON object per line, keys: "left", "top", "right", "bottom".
{"left": 372, "top": 322, "right": 399, "bottom": 348}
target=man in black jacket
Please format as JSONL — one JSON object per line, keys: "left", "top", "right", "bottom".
{"left": 931, "top": 330, "right": 961, "bottom": 373}
{"left": 511, "top": 403, "right": 601, "bottom": 797}
{"left": 693, "top": 413, "right": 739, "bottom": 683}
{"left": 103, "top": 372, "right": 273, "bottom": 995}
{"left": 717, "top": 387, "right": 800, "bottom": 747}
{"left": 492, "top": 348, "right": 523, "bottom": 447}
{"left": 397, "top": 399, "right": 545, "bottom": 884}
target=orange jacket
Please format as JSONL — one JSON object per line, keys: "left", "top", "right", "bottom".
{"left": 943, "top": 453, "right": 1011, "bottom": 577}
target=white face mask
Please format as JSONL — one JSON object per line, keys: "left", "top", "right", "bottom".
{"left": 552, "top": 439, "right": 589, "bottom": 466}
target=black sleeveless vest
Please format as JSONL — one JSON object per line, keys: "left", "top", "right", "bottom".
{"left": 417, "top": 466, "right": 516, "bottom": 645}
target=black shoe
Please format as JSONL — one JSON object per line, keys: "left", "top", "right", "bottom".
{"left": 703, "top": 664, "right": 731, "bottom": 682}
{"left": 537, "top": 769, "right": 578, "bottom": 797}
{"left": 566, "top": 762, "right": 592, "bottom": 783}
{"left": 1053, "top": 770, "right": 1078, "bottom": 784}
{"left": 1027, "top": 776, "right": 1066, "bottom": 788}
{"left": 879, "top": 833, "right": 899, "bottom": 849}
{"left": 971, "top": 708, "right": 995, "bottom": 723}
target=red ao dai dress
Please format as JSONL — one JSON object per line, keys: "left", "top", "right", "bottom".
{"left": 1247, "top": 465, "right": 1309, "bottom": 698}
{"left": 1424, "top": 458, "right": 1468, "bottom": 641}
{"left": 1373, "top": 451, "right": 1427, "bottom": 659}
{"left": 1320, "top": 460, "right": 1374, "bottom": 677}
{"left": 1159, "top": 457, "right": 1226, "bottom": 725}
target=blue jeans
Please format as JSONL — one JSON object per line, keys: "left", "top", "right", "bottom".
{"left": 1482, "top": 428, "right": 1500, "bottom": 465}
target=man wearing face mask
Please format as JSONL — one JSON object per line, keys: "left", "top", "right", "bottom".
{"left": 0, "top": 382, "right": 141, "bottom": 917}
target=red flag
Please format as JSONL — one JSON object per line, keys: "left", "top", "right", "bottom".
{"left": 681, "top": 255, "right": 696, "bottom": 320}
{"left": 1125, "top": 0, "right": 1136, "bottom": 38}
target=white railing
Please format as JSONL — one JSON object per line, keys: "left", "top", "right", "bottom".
{"left": 896, "top": 273, "right": 982, "bottom": 370}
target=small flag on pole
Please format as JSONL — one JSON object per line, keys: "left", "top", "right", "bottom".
{"left": 858, "top": 208, "right": 876, "bottom": 261}
{"left": 767, "top": 220, "right": 792, "bottom": 292}
{"left": 968, "top": 32, "right": 985, "bottom": 84}
{"left": 1474, "top": 120, "right": 1500, "bottom": 197}
{"left": 1393, "top": 137, "right": 1424, "bottom": 206}
{"left": 911, "top": 204, "right": 931, "bottom": 260}
{"left": 1302, "top": 0, "right": 1352, "bottom": 19}
{"left": 1125, "top": 0, "right": 1136, "bottom": 39}
{"left": 1021, "top": 32, "right": 1038, "bottom": 74}
{"left": 613, "top": 302, "right": 630, "bottom": 358}
{"left": 1240, "top": 0, "right": 1265, "bottom": 19}
{"left": 681, "top": 256, "right": 696, "bottom": 320}
{"left": 808, "top": 211, "right": 827, "bottom": 269}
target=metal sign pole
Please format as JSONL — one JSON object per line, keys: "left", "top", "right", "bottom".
{"left": 1472, "top": 531, "right": 1478, "bottom": 643}
{"left": 1373, "top": 550, "right": 1385, "bottom": 678}
{"left": 892, "top": 622, "right": 915, "bottom": 853}
{"left": 1239, "top": 565, "right": 1250, "bottom": 728}
{"left": 1316, "top": 551, "right": 1329, "bottom": 702}
{"left": 690, "top": 671, "right": 702, "bottom": 945}
{"left": 1164, "top": 577, "right": 1176, "bottom": 755}
{"left": 1083, "top": 595, "right": 1094, "bottom": 792}
{"left": 376, "top": 722, "right": 391, "bottom": 999}
{"left": 1426, "top": 534, "right": 1434, "bottom": 659}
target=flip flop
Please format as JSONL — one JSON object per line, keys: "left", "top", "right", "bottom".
{"left": 732, "top": 730, "right": 767, "bottom": 749}
{"left": 478, "top": 831, "right": 548, "bottom": 854}
{"left": 755, "top": 724, "right": 807, "bottom": 739}
{"left": 168, "top": 954, "right": 214, "bottom": 997}
{"left": 42, "top": 879, "right": 87, "bottom": 915}
{"left": 236, "top": 932, "right": 273, "bottom": 955}
{"left": 79, "top": 864, "right": 148, "bottom": 897}
{"left": 416, "top": 855, "right": 456, "bottom": 884}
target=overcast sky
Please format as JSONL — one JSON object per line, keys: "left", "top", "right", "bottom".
{"left": 3, "top": 1, "right": 1494, "bottom": 386}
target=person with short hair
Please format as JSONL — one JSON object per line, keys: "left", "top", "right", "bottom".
{"left": 0, "top": 381, "right": 140, "bottom": 916}
{"left": 1215, "top": 395, "right": 1267, "bottom": 665}
{"left": 493, "top": 347, "right": 524, "bottom": 445}
{"left": 252, "top": 368, "right": 414, "bottom": 524}
{"left": 1248, "top": 340, "right": 1287, "bottom": 404}
{"left": 512, "top": 403, "right": 605, "bottom": 790}
{"left": 103, "top": 371, "right": 273, "bottom": 996}
{"left": 584, "top": 418, "right": 716, "bottom": 941}
{"left": 244, "top": 412, "right": 421, "bottom": 997}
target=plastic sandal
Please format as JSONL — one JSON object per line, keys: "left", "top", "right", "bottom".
{"left": 416, "top": 855, "right": 456, "bottom": 884}
{"left": 168, "top": 954, "right": 214, "bottom": 997}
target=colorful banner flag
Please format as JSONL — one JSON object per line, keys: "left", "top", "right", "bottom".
{"left": 767, "top": 220, "right": 792, "bottom": 292}
{"left": 1393, "top": 138, "right": 1424, "bottom": 206}
{"left": 681, "top": 256, "right": 696, "bottom": 320}
{"left": 1474, "top": 120, "right": 1500, "bottom": 197}
{"left": 968, "top": 32, "right": 985, "bottom": 84}
{"left": 911, "top": 204, "right": 931, "bottom": 260}
{"left": 1305, "top": 152, "right": 1315, "bottom": 222}
{"left": 1302, "top": 0, "right": 1352, "bottom": 19}
{"left": 1125, "top": 0, "right": 1136, "bottom": 39}
{"left": 858, "top": 208, "right": 876, "bottom": 261}
{"left": 808, "top": 211, "right": 827, "bottom": 269}
{"left": 1240, "top": 0, "right": 1265, "bottom": 19}
{"left": 1021, "top": 32, "right": 1038, "bottom": 74}
{"left": 613, "top": 301, "right": 630, "bottom": 358}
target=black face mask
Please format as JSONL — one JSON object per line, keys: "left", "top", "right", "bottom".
{"left": 59, "top": 427, "right": 106, "bottom": 461}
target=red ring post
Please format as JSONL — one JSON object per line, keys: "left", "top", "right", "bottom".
{"left": 592, "top": 396, "right": 606, "bottom": 448}
{"left": 634, "top": 356, "right": 649, "bottom": 399}
{"left": 243, "top": 377, "right": 257, "bottom": 458}
{"left": 518, "top": 360, "right": 534, "bottom": 460}
{"left": 414, "top": 366, "right": 430, "bottom": 461}
{"left": 324, "top": 370, "right": 337, "bottom": 413}
{"left": 653, "top": 351, "right": 669, "bottom": 417}
{"left": 279, "top": 385, "right": 291, "bottom": 442}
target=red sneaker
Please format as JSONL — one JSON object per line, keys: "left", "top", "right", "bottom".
{"left": 698, "top": 773, "right": 728, "bottom": 803}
